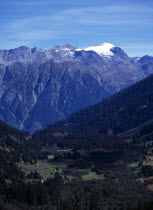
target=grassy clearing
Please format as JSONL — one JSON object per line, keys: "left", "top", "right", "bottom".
{"left": 78, "top": 169, "right": 90, "bottom": 172}
{"left": 148, "top": 184, "right": 153, "bottom": 191}
{"left": 137, "top": 176, "right": 153, "bottom": 191}
{"left": 68, "top": 176, "right": 77, "bottom": 181}
{"left": 18, "top": 160, "right": 67, "bottom": 180}
{"left": 48, "top": 155, "right": 54, "bottom": 160}
{"left": 128, "top": 162, "right": 139, "bottom": 168}
{"left": 18, "top": 160, "right": 105, "bottom": 182}
{"left": 137, "top": 176, "right": 153, "bottom": 182}
{"left": 57, "top": 149, "right": 72, "bottom": 153}
{"left": 148, "top": 156, "right": 153, "bottom": 161}
{"left": 82, "top": 172, "right": 105, "bottom": 181}
{"left": 137, "top": 178, "right": 144, "bottom": 183}
{"left": 147, "top": 156, "right": 153, "bottom": 166}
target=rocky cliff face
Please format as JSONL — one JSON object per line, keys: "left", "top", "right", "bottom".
{"left": 0, "top": 43, "right": 151, "bottom": 132}
{"left": 137, "top": 56, "right": 153, "bottom": 76}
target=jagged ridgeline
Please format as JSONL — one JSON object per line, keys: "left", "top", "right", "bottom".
{"left": 0, "top": 43, "right": 153, "bottom": 132}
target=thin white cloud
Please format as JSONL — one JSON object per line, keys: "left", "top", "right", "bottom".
{"left": 0, "top": 3, "right": 153, "bottom": 53}
{"left": 7, "top": 4, "right": 153, "bottom": 32}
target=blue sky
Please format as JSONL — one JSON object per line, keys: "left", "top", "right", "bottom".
{"left": 0, "top": 0, "right": 153, "bottom": 56}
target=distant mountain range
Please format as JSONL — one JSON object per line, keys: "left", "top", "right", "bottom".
{"left": 0, "top": 42, "right": 153, "bottom": 132}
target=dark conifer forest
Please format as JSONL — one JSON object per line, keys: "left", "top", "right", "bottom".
{"left": 1, "top": 74, "right": 153, "bottom": 209}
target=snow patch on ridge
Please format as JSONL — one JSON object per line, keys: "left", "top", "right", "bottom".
{"left": 77, "top": 43, "right": 116, "bottom": 57}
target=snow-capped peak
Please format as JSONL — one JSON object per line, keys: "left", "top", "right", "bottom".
{"left": 77, "top": 43, "right": 116, "bottom": 57}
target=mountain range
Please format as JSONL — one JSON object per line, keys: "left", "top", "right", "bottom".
{"left": 1, "top": 43, "right": 153, "bottom": 210}
{"left": 0, "top": 42, "right": 153, "bottom": 132}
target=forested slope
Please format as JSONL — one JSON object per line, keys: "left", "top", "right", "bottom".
{"left": 52, "top": 74, "right": 153, "bottom": 139}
